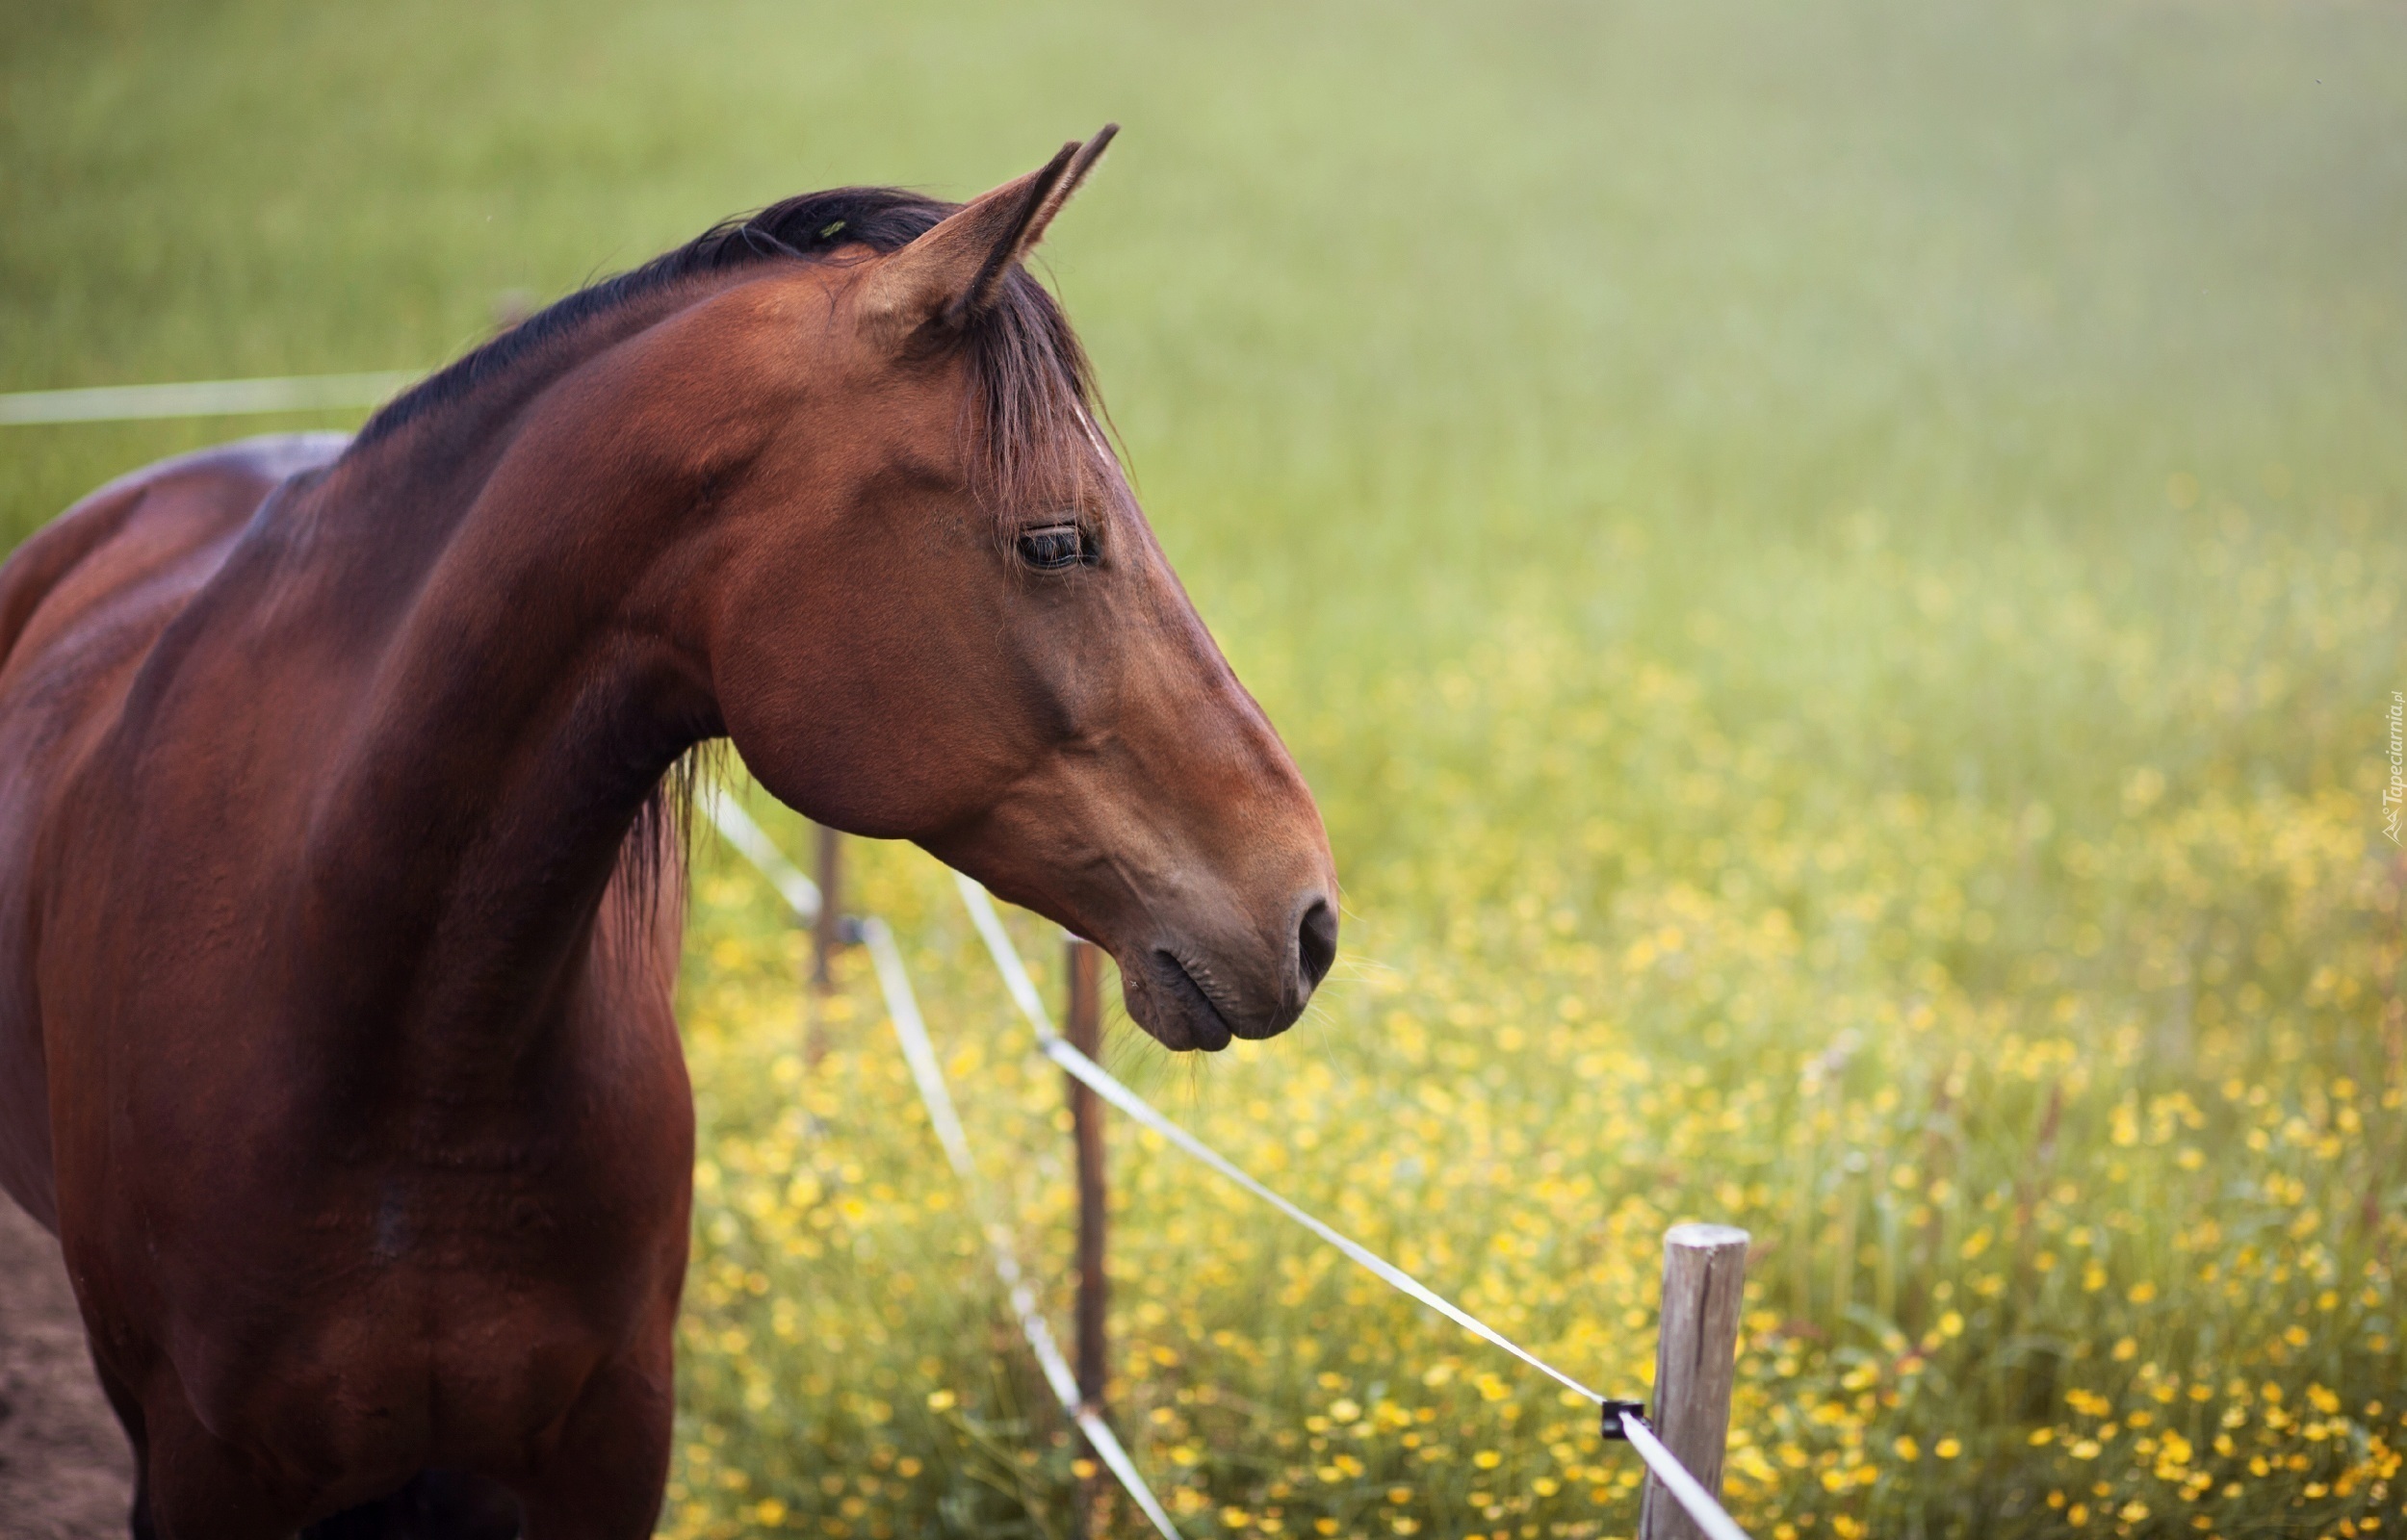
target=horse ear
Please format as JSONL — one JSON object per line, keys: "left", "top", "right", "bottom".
{"left": 1019, "top": 122, "right": 1116, "bottom": 258}
{"left": 857, "top": 124, "right": 1118, "bottom": 349}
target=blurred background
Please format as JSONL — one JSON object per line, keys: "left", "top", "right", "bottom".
{"left": 5, "top": 2, "right": 2403, "bottom": 1537}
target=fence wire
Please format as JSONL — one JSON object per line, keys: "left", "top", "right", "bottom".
{"left": 952, "top": 877, "right": 1757, "bottom": 1540}
{"left": 25, "top": 365, "right": 1768, "bottom": 1540}
{"left": 706, "top": 791, "right": 1180, "bottom": 1538}
{"left": 709, "top": 791, "right": 1760, "bottom": 1540}
{"left": 860, "top": 916, "right": 1184, "bottom": 1540}
{"left": 0, "top": 372, "right": 418, "bottom": 424}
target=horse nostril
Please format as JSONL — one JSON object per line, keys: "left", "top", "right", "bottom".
{"left": 1297, "top": 898, "right": 1337, "bottom": 991}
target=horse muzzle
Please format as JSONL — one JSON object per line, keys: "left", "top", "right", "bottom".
{"left": 1120, "top": 889, "right": 1337, "bottom": 1052}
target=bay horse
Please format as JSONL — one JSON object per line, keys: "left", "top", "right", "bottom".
{"left": 0, "top": 128, "right": 1338, "bottom": 1538}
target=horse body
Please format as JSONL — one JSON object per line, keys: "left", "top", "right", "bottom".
{"left": 0, "top": 134, "right": 1338, "bottom": 1537}
{"left": 2, "top": 427, "right": 697, "bottom": 1530}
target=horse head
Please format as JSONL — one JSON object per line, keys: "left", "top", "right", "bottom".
{"left": 703, "top": 130, "right": 1338, "bottom": 1050}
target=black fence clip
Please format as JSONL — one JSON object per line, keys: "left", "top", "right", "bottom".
{"left": 837, "top": 915, "right": 867, "bottom": 946}
{"left": 1598, "top": 1399, "right": 1647, "bottom": 1440}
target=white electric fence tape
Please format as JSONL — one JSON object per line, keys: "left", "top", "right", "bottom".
{"left": 858, "top": 918, "right": 1184, "bottom": 1540}
{"left": 21, "top": 367, "right": 1756, "bottom": 1533}
{"left": 954, "top": 875, "right": 1611, "bottom": 1402}
{"left": 952, "top": 875, "right": 1760, "bottom": 1540}
{"left": 703, "top": 793, "right": 1178, "bottom": 1539}
{"left": 707, "top": 793, "right": 823, "bottom": 922}
{"left": 1618, "top": 1411, "right": 1752, "bottom": 1540}
{"left": 0, "top": 372, "right": 420, "bottom": 424}
{"left": 705, "top": 794, "right": 1755, "bottom": 1540}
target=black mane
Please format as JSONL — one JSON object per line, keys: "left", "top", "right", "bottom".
{"left": 355, "top": 186, "right": 1102, "bottom": 509}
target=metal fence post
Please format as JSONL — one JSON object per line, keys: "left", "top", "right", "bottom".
{"left": 1637, "top": 1223, "right": 1750, "bottom": 1540}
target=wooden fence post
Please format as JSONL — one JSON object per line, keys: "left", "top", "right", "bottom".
{"left": 813, "top": 825, "right": 844, "bottom": 992}
{"left": 1066, "top": 937, "right": 1108, "bottom": 1405}
{"left": 800, "top": 826, "right": 845, "bottom": 1067}
{"left": 1637, "top": 1223, "right": 1750, "bottom": 1540}
{"left": 1065, "top": 937, "right": 1108, "bottom": 1530}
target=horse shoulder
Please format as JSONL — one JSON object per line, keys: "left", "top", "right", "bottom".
{"left": 0, "top": 433, "right": 347, "bottom": 1230}
{"left": 0, "top": 433, "right": 349, "bottom": 685}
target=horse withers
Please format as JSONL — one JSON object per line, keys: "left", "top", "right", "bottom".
{"left": 0, "top": 128, "right": 1336, "bottom": 1538}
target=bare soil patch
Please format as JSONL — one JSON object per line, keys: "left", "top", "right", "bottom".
{"left": 0, "top": 1200, "right": 132, "bottom": 1539}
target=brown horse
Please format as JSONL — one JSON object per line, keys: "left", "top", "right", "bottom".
{"left": 0, "top": 129, "right": 1337, "bottom": 1538}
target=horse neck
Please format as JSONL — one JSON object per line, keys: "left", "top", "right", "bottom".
{"left": 297, "top": 294, "right": 740, "bottom": 1056}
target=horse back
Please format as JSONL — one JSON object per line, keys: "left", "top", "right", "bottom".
{"left": 0, "top": 433, "right": 349, "bottom": 1229}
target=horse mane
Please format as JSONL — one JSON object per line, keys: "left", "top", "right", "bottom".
{"left": 357, "top": 184, "right": 1106, "bottom": 514}
{"left": 356, "top": 186, "right": 1110, "bottom": 937}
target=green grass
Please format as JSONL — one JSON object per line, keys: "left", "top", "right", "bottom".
{"left": 7, "top": 2, "right": 2406, "bottom": 1537}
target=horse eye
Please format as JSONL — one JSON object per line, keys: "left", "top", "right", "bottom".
{"left": 1016, "top": 524, "right": 1090, "bottom": 572}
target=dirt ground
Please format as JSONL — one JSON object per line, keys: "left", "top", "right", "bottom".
{"left": 0, "top": 1199, "right": 133, "bottom": 1539}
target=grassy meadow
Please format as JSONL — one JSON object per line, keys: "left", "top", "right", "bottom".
{"left": 6, "top": 2, "right": 2406, "bottom": 1537}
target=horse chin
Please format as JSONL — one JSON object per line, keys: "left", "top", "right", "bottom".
{"left": 1140, "top": 1014, "right": 1231, "bottom": 1054}
{"left": 1119, "top": 952, "right": 1237, "bottom": 1053}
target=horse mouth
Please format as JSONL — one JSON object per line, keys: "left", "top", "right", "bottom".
{"left": 1148, "top": 949, "right": 1235, "bottom": 1052}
